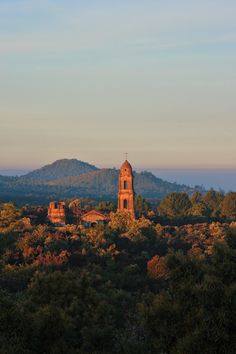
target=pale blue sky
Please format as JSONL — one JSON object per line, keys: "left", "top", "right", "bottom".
{"left": 0, "top": 0, "right": 236, "bottom": 169}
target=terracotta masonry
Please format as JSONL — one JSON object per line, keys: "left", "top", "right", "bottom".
{"left": 117, "top": 160, "right": 135, "bottom": 218}
{"left": 48, "top": 202, "right": 66, "bottom": 226}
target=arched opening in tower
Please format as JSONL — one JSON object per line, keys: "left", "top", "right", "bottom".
{"left": 124, "top": 180, "right": 127, "bottom": 189}
{"left": 124, "top": 199, "right": 128, "bottom": 209}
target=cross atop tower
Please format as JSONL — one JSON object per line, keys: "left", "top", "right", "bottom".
{"left": 125, "top": 152, "right": 128, "bottom": 160}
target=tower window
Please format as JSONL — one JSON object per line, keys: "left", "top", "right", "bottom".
{"left": 124, "top": 199, "right": 128, "bottom": 209}
{"left": 124, "top": 180, "right": 127, "bottom": 189}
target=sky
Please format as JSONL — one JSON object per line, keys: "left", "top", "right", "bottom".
{"left": 0, "top": 0, "right": 236, "bottom": 172}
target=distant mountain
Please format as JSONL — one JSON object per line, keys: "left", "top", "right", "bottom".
{"left": 0, "top": 159, "right": 204, "bottom": 205}
{"left": 22, "top": 159, "right": 98, "bottom": 181}
{"left": 48, "top": 169, "right": 195, "bottom": 198}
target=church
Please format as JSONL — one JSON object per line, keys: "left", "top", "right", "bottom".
{"left": 117, "top": 159, "right": 135, "bottom": 218}
{"left": 48, "top": 159, "right": 135, "bottom": 226}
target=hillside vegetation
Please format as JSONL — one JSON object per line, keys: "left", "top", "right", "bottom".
{"left": 0, "top": 159, "right": 202, "bottom": 204}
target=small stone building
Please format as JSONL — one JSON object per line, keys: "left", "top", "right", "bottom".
{"left": 48, "top": 202, "right": 66, "bottom": 226}
{"left": 81, "top": 210, "right": 109, "bottom": 227}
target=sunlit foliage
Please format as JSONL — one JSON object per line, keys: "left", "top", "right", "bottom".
{"left": 0, "top": 200, "right": 235, "bottom": 353}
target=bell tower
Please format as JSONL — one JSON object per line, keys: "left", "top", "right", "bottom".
{"left": 118, "top": 159, "right": 135, "bottom": 218}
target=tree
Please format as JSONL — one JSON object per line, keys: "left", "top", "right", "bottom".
{"left": 0, "top": 290, "right": 30, "bottom": 353}
{"left": 140, "top": 248, "right": 236, "bottom": 354}
{"left": 109, "top": 211, "right": 134, "bottom": 233}
{"left": 24, "top": 271, "right": 119, "bottom": 353}
{"left": 202, "top": 190, "right": 224, "bottom": 217}
{"left": 0, "top": 203, "right": 22, "bottom": 229}
{"left": 190, "top": 191, "right": 203, "bottom": 204}
{"left": 134, "top": 195, "right": 150, "bottom": 218}
{"left": 221, "top": 192, "right": 236, "bottom": 219}
{"left": 159, "top": 192, "right": 192, "bottom": 218}
{"left": 147, "top": 255, "right": 168, "bottom": 280}
{"left": 190, "top": 192, "right": 208, "bottom": 217}
{"left": 96, "top": 201, "right": 116, "bottom": 213}
{"left": 68, "top": 199, "right": 81, "bottom": 224}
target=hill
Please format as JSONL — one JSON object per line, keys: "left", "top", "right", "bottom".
{"left": 48, "top": 169, "right": 195, "bottom": 198}
{"left": 0, "top": 159, "right": 203, "bottom": 204}
{"left": 22, "top": 159, "right": 98, "bottom": 181}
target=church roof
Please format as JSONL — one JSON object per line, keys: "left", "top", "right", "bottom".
{"left": 120, "top": 160, "right": 132, "bottom": 172}
{"left": 81, "top": 209, "right": 109, "bottom": 221}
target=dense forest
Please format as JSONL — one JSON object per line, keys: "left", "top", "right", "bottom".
{"left": 0, "top": 159, "right": 203, "bottom": 205}
{"left": 0, "top": 190, "right": 236, "bottom": 354}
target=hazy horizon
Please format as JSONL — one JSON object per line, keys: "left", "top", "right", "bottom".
{"left": 1, "top": 162, "right": 236, "bottom": 191}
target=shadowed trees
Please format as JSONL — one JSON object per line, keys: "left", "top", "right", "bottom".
{"left": 0, "top": 201, "right": 235, "bottom": 353}
{"left": 159, "top": 192, "right": 192, "bottom": 218}
{"left": 221, "top": 192, "right": 236, "bottom": 219}
{"left": 140, "top": 239, "right": 236, "bottom": 354}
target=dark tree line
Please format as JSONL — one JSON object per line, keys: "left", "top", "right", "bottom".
{"left": 158, "top": 190, "right": 236, "bottom": 223}
{"left": 0, "top": 201, "right": 235, "bottom": 353}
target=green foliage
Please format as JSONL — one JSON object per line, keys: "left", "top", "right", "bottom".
{"left": 159, "top": 192, "right": 192, "bottom": 218}
{"left": 140, "top": 248, "right": 236, "bottom": 354}
{"left": 134, "top": 195, "right": 150, "bottom": 218}
{"left": 0, "top": 202, "right": 235, "bottom": 353}
{"left": 190, "top": 191, "right": 202, "bottom": 204}
{"left": 221, "top": 192, "right": 236, "bottom": 219}
{"left": 0, "top": 203, "right": 22, "bottom": 228}
{"left": 158, "top": 190, "right": 236, "bottom": 222}
{"left": 225, "top": 226, "right": 236, "bottom": 249}
{"left": 96, "top": 201, "right": 117, "bottom": 213}
{"left": 109, "top": 211, "right": 134, "bottom": 233}
{"left": 202, "top": 190, "right": 224, "bottom": 217}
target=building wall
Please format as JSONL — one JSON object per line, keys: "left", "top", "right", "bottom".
{"left": 118, "top": 160, "right": 135, "bottom": 218}
{"left": 48, "top": 202, "right": 66, "bottom": 225}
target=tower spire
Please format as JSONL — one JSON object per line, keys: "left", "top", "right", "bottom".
{"left": 118, "top": 159, "right": 135, "bottom": 218}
